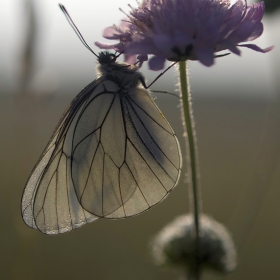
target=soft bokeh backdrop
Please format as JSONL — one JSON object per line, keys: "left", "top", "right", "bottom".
{"left": 1, "top": 0, "right": 280, "bottom": 279}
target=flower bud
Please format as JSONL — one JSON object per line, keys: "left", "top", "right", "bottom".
{"left": 152, "top": 214, "right": 237, "bottom": 274}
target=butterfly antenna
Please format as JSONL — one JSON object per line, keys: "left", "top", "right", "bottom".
{"left": 59, "top": 4, "right": 98, "bottom": 58}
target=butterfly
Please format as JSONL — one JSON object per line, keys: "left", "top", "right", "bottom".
{"left": 21, "top": 4, "right": 182, "bottom": 235}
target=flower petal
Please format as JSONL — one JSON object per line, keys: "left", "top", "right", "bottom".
{"left": 94, "top": 41, "right": 119, "bottom": 49}
{"left": 137, "top": 54, "right": 148, "bottom": 62}
{"left": 137, "top": 54, "right": 148, "bottom": 67}
{"left": 244, "top": 2, "right": 265, "bottom": 22}
{"left": 125, "top": 38, "right": 157, "bottom": 55}
{"left": 103, "top": 26, "right": 120, "bottom": 39}
{"left": 238, "top": 44, "right": 274, "bottom": 53}
{"left": 244, "top": 22, "right": 263, "bottom": 42}
{"left": 153, "top": 34, "right": 175, "bottom": 56}
{"left": 124, "top": 54, "right": 137, "bottom": 65}
{"left": 229, "top": 22, "right": 258, "bottom": 42}
{"left": 223, "top": 41, "right": 241, "bottom": 55}
{"left": 148, "top": 56, "right": 166, "bottom": 71}
{"left": 195, "top": 48, "right": 215, "bottom": 67}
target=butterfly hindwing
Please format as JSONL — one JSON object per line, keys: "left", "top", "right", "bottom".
{"left": 21, "top": 80, "right": 101, "bottom": 234}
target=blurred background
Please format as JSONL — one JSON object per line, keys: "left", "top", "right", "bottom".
{"left": 1, "top": 0, "right": 280, "bottom": 279}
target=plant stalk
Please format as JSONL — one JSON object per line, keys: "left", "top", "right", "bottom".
{"left": 178, "top": 61, "right": 202, "bottom": 279}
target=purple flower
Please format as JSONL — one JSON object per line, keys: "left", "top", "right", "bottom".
{"left": 96, "top": 0, "right": 273, "bottom": 70}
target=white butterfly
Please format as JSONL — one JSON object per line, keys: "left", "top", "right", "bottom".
{"left": 21, "top": 5, "right": 182, "bottom": 235}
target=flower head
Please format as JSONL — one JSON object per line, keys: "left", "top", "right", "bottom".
{"left": 96, "top": 0, "right": 273, "bottom": 70}
{"left": 152, "top": 214, "right": 237, "bottom": 273}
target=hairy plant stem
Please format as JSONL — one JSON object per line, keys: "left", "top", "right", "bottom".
{"left": 178, "top": 61, "right": 202, "bottom": 279}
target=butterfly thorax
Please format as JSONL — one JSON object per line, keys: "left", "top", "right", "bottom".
{"left": 97, "top": 52, "right": 145, "bottom": 89}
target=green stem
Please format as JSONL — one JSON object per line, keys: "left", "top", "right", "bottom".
{"left": 178, "top": 61, "right": 201, "bottom": 279}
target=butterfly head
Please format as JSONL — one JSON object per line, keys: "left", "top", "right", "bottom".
{"left": 98, "top": 51, "right": 117, "bottom": 65}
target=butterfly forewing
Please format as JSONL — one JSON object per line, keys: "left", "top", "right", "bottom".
{"left": 70, "top": 81, "right": 182, "bottom": 218}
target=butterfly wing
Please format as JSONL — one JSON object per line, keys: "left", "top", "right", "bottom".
{"left": 21, "top": 79, "right": 182, "bottom": 235}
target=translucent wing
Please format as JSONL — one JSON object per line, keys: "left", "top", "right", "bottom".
{"left": 71, "top": 81, "right": 182, "bottom": 218}
{"left": 21, "top": 79, "right": 182, "bottom": 235}
{"left": 21, "top": 80, "right": 101, "bottom": 234}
